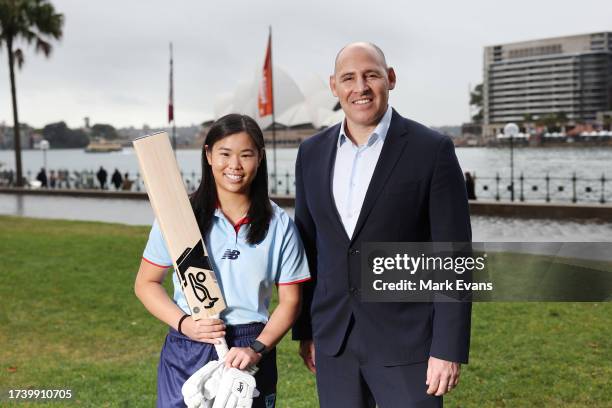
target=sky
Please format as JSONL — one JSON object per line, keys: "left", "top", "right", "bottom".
{"left": 1, "top": 0, "right": 611, "bottom": 129}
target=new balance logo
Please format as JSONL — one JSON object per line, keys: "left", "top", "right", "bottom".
{"left": 222, "top": 249, "right": 240, "bottom": 260}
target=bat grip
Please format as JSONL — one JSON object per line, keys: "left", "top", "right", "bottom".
{"left": 209, "top": 313, "right": 229, "bottom": 360}
{"left": 215, "top": 337, "right": 229, "bottom": 360}
{"left": 209, "top": 315, "right": 258, "bottom": 375}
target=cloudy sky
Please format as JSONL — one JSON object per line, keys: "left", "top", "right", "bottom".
{"left": 1, "top": 0, "right": 611, "bottom": 129}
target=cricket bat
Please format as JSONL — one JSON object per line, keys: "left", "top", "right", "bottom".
{"left": 133, "top": 132, "right": 228, "bottom": 351}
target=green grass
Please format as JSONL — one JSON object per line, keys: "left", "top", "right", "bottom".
{"left": 0, "top": 216, "right": 610, "bottom": 407}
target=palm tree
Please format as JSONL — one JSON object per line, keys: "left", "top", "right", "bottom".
{"left": 0, "top": 0, "right": 64, "bottom": 187}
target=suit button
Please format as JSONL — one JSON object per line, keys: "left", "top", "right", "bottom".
{"left": 349, "top": 248, "right": 360, "bottom": 255}
{"left": 350, "top": 287, "right": 359, "bottom": 296}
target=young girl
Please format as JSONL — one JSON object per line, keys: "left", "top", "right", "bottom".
{"left": 135, "top": 114, "right": 310, "bottom": 408}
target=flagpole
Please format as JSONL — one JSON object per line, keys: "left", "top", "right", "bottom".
{"left": 269, "top": 25, "right": 277, "bottom": 194}
{"left": 169, "top": 42, "right": 176, "bottom": 152}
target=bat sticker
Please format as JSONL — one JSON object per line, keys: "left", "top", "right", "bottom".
{"left": 187, "top": 271, "right": 219, "bottom": 308}
{"left": 176, "top": 240, "right": 220, "bottom": 309}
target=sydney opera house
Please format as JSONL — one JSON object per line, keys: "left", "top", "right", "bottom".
{"left": 213, "top": 65, "right": 344, "bottom": 131}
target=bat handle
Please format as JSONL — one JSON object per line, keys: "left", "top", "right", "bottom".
{"left": 209, "top": 313, "right": 229, "bottom": 359}
{"left": 215, "top": 337, "right": 229, "bottom": 360}
{"left": 208, "top": 314, "right": 257, "bottom": 375}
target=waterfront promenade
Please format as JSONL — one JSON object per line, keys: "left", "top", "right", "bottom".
{"left": 1, "top": 145, "right": 611, "bottom": 202}
{"left": 2, "top": 189, "right": 612, "bottom": 243}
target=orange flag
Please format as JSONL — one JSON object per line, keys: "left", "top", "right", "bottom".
{"left": 258, "top": 31, "right": 273, "bottom": 117}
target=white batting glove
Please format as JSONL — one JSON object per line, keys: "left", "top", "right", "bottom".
{"left": 182, "top": 359, "right": 224, "bottom": 408}
{"left": 211, "top": 367, "right": 259, "bottom": 408}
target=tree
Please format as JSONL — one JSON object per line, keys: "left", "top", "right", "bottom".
{"left": 521, "top": 113, "right": 534, "bottom": 133}
{"left": 541, "top": 114, "right": 558, "bottom": 131}
{"left": 42, "top": 121, "right": 89, "bottom": 148}
{"left": 603, "top": 114, "right": 612, "bottom": 130}
{"left": 91, "top": 123, "right": 118, "bottom": 140}
{"left": 0, "top": 0, "right": 64, "bottom": 186}
{"left": 557, "top": 111, "right": 568, "bottom": 125}
{"left": 469, "top": 83, "right": 483, "bottom": 124}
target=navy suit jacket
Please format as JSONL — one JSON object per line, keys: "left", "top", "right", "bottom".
{"left": 292, "top": 109, "right": 472, "bottom": 365}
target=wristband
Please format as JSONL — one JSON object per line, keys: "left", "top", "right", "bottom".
{"left": 177, "top": 314, "right": 190, "bottom": 335}
{"left": 249, "top": 339, "right": 269, "bottom": 355}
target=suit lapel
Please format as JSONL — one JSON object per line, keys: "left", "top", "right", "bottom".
{"left": 319, "top": 124, "right": 351, "bottom": 241}
{"left": 350, "top": 110, "right": 409, "bottom": 243}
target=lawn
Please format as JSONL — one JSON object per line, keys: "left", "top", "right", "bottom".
{"left": 0, "top": 216, "right": 610, "bottom": 407}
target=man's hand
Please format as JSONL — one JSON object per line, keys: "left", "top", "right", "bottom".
{"left": 224, "top": 347, "right": 262, "bottom": 370}
{"left": 426, "top": 356, "right": 461, "bottom": 396}
{"left": 299, "top": 340, "right": 316, "bottom": 374}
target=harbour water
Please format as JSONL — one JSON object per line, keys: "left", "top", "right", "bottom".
{"left": 1, "top": 146, "right": 610, "bottom": 181}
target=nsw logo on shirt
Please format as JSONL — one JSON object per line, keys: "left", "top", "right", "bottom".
{"left": 221, "top": 249, "right": 240, "bottom": 260}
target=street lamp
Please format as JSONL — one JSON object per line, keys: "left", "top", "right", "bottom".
{"left": 504, "top": 123, "right": 519, "bottom": 201}
{"left": 39, "top": 139, "right": 50, "bottom": 171}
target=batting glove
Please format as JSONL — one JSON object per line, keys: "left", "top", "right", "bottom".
{"left": 211, "top": 367, "right": 259, "bottom": 408}
{"left": 182, "top": 359, "right": 224, "bottom": 408}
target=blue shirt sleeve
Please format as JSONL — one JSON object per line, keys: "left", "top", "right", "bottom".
{"left": 276, "top": 212, "right": 311, "bottom": 285}
{"left": 142, "top": 219, "right": 173, "bottom": 267}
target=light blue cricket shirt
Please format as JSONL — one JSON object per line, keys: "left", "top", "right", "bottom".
{"left": 142, "top": 201, "right": 311, "bottom": 325}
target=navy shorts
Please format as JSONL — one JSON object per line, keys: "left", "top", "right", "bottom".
{"left": 157, "top": 323, "right": 277, "bottom": 408}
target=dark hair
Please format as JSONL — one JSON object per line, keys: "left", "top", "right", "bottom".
{"left": 190, "top": 113, "right": 272, "bottom": 245}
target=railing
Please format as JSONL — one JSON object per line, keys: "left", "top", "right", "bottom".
{"left": 0, "top": 169, "right": 298, "bottom": 196}
{"left": 1, "top": 169, "right": 609, "bottom": 204}
{"left": 474, "top": 173, "right": 610, "bottom": 204}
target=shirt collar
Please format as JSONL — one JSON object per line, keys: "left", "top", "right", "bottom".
{"left": 213, "top": 207, "right": 250, "bottom": 232}
{"left": 338, "top": 105, "right": 393, "bottom": 148}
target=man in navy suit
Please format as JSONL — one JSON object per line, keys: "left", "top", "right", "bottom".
{"left": 292, "top": 42, "right": 472, "bottom": 407}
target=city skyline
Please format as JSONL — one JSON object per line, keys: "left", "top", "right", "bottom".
{"left": 0, "top": 0, "right": 611, "bottom": 129}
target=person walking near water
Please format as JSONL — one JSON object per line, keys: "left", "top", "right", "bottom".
{"left": 97, "top": 166, "right": 108, "bottom": 190}
{"left": 465, "top": 172, "right": 476, "bottom": 200}
{"left": 121, "top": 172, "right": 133, "bottom": 191}
{"left": 49, "top": 170, "right": 57, "bottom": 188}
{"left": 111, "top": 168, "right": 123, "bottom": 190}
{"left": 36, "top": 168, "right": 48, "bottom": 188}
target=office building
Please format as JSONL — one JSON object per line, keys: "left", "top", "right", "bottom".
{"left": 483, "top": 32, "right": 612, "bottom": 137}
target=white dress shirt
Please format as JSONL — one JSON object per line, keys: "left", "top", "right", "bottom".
{"left": 332, "top": 105, "right": 393, "bottom": 238}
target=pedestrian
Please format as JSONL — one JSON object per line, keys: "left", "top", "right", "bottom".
{"left": 61, "top": 169, "right": 70, "bottom": 189}
{"left": 293, "top": 42, "right": 472, "bottom": 407}
{"left": 465, "top": 172, "right": 477, "bottom": 200}
{"left": 135, "top": 113, "right": 310, "bottom": 408}
{"left": 121, "top": 172, "right": 132, "bottom": 191}
{"left": 36, "top": 168, "right": 48, "bottom": 188}
{"left": 96, "top": 166, "right": 108, "bottom": 190}
{"left": 111, "top": 168, "right": 123, "bottom": 190}
{"left": 49, "top": 170, "right": 57, "bottom": 188}
{"left": 57, "top": 169, "right": 66, "bottom": 189}
{"left": 72, "top": 170, "right": 82, "bottom": 189}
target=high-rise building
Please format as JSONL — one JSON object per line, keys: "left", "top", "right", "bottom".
{"left": 483, "top": 32, "right": 612, "bottom": 137}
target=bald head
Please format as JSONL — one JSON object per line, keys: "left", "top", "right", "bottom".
{"left": 329, "top": 41, "right": 396, "bottom": 141}
{"left": 334, "top": 42, "right": 388, "bottom": 74}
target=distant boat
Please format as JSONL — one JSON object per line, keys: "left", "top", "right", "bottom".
{"left": 85, "top": 139, "right": 123, "bottom": 153}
